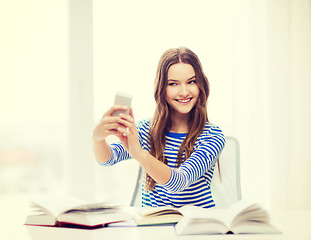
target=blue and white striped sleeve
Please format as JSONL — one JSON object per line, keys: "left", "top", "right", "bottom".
{"left": 162, "top": 126, "right": 226, "bottom": 193}
{"left": 98, "top": 142, "right": 131, "bottom": 166}
{"left": 98, "top": 119, "right": 151, "bottom": 166}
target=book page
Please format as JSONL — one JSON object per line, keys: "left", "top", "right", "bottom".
{"left": 224, "top": 199, "right": 260, "bottom": 226}
{"left": 133, "top": 207, "right": 183, "bottom": 226}
{"left": 232, "top": 221, "right": 281, "bottom": 234}
{"left": 136, "top": 206, "right": 181, "bottom": 217}
{"left": 176, "top": 218, "right": 228, "bottom": 235}
{"left": 57, "top": 209, "right": 133, "bottom": 226}
{"left": 178, "top": 200, "right": 262, "bottom": 228}
{"left": 30, "top": 197, "right": 86, "bottom": 217}
{"left": 179, "top": 205, "right": 231, "bottom": 227}
{"left": 63, "top": 202, "right": 120, "bottom": 213}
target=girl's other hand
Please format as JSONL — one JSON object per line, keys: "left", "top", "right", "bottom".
{"left": 116, "top": 108, "right": 144, "bottom": 159}
{"left": 92, "top": 105, "right": 128, "bottom": 142}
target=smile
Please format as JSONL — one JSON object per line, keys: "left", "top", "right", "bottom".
{"left": 175, "top": 98, "right": 192, "bottom": 103}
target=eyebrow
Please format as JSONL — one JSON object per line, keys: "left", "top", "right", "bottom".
{"left": 167, "top": 75, "right": 196, "bottom": 82}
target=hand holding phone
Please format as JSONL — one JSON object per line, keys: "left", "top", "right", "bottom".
{"left": 112, "top": 92, "right": 133, "bottom": 116}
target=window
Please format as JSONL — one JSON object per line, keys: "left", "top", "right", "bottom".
{"left": 0, "top": 1, "right": 68, "bottom": 197}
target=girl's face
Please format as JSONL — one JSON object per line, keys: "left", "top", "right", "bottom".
{"left": 165, "top": 63, "right": 200, "bottom": 117}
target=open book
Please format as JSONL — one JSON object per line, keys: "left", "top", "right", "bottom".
{"left": 175, "top": 200, "right": 281, "bottom": 235}
{"left": 24, "top": 197, "right": 132, "bottom": 229}
{"left": 133, "top": 206, "right": 183, "bottom": 226}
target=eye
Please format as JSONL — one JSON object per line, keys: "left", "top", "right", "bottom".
{"left": 188, "top": 80, "right": 197, "bottom": 84}
{"left": 168, "top": 82, "right": 177, "bottom": 86}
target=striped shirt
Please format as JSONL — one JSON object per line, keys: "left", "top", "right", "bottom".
{"left": 101, "top": 119, "right": 225, "bottom": 209}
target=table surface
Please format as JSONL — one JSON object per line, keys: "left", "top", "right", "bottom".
{"left": 1, "top": 194, "right": 311, "bottom": 240}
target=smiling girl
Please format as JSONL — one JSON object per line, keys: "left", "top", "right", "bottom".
{"left": 93, "top": 47, "right": 225, "bottom": 208}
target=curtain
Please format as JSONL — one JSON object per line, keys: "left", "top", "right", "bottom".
{"left": 233, "top": 0, "right": 311, "bottom": 210}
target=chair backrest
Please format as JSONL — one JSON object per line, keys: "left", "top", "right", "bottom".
{"left": 211, "top": 136, "right": 242, "bottom": 208}
{"left": 130, "top": 165, "right": 143, "bottom": 206}
{"left": 130, "top": 136, "right": 242, "bottom": 208}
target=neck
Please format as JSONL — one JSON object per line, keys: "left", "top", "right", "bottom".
{"left": 168, "top": 111, "right": 190, "bottom": 133}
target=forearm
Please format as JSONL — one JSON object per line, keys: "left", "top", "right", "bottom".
{"left": 136, "top": 150, "right": 171, "bottom": 185}
{"left": 93, "top": 139, "right": 111, "bottom": 164}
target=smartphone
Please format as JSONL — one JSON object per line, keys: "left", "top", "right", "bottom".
{"left": 112, "top": 92, "right": 133, "bottom": 116}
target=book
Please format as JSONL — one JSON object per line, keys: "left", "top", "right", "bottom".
{"left": 175, "top": 200, "right": 281, "bottom": 235}
{"left": 24, "top": 197, "right": 132, "bottom": 229}
{"left": 133, "top": 206, "right": 184, "bottom": 226}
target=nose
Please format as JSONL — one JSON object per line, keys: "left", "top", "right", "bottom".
{"left": 179, "top": 83, "right": 190, "bottom": 97}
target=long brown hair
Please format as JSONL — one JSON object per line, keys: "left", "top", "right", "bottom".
{"left": 146, "top": 47, "right": 210, "bottom": 190}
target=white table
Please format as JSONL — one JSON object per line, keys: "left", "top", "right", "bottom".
{"left": 25, "top": 210, "right": 311, "bottom": 240}
{"left": 1, "top": 194, "right": 311, "bottom": 240}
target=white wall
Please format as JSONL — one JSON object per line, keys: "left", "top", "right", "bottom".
{"left": 68, "top": 0, "right": 95, "bottom": 202}
{"left": 232, "top": 0, "right": 272, "bottom": 208}
{"left": 232, "top": 0, "right": 311, "bottom": 210}
{"left": 267, "top": 0, "right": 311, "bottom": 210}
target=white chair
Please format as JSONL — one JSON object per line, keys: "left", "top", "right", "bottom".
{"left": 130, "top": 136, "right": 242, "bottom": 208}
{"left": 130, "top": 165, "right": 143, "bottom": 206}
{"left": 211, "top": 136, "right": 242, "bottom": 208}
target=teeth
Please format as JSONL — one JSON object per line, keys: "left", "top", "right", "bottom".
{"left": 177, "top": 99, "right": 190, "bottom": 103}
